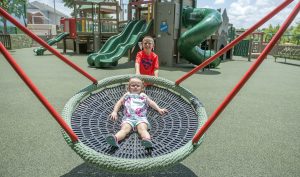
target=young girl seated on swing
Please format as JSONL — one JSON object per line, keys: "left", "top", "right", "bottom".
{"left": 106, "top": 77, "right": 168, "bottom": 148}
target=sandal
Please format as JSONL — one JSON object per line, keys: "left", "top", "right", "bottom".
{"left": 141, "top": 139, "right": 153, "bottom": 148}
{"left": 106, "top": 134, "right": 119, "bottom": 148}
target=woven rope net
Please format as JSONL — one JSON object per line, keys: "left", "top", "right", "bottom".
{"left": 61, "top": 75, "right": 207, "bottom": 173}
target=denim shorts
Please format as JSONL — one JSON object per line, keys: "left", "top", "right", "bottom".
{"left": 121, "top": 116, "right": 151, "bottom": 130}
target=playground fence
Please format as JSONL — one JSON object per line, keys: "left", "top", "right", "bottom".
{"left": 0, "top": 34, "right": 11, "bottom": 49}
{"left": 272, "top": 44, "right": 300, "bottom": 62}
{"left": 233, "top": 40, "right": 250, "bottom": 56}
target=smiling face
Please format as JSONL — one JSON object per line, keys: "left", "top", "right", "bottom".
{"left": 128, "top": 78, "right": 144, "bottom": 94}
{"left": 142, "top": 37, "right": 154, "bottom": 54}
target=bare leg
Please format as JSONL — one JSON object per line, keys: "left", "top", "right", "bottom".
{"left": 137, "top": 123, "right": 153, "bottom": 148}
{"left": 137, "top": 123, "right": 150, "bottom": 140}
{"left": 115, "top": 123, "right": 132, "bottom": 142}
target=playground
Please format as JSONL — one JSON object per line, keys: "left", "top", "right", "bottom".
{"left": 0, "top": 0, "right": 300, "bottom": 176}
{"left": 0, "top": 47, "right": 299, "bottom": 176}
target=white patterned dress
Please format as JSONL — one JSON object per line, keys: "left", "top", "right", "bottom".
{"left": 121, "top": 92, "right": 150, "bottom": 129}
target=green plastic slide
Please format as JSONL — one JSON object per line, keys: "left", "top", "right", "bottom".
{"left": 87, "top": 20, "right": 153, "bottom": 68}
{"left": 33, "top": 32, "right": 69, "bottom": 56}
{"left": 178, "top": 7, "right": 222, "bottom": 68}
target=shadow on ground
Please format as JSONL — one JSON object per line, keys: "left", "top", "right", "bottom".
{"left": 277, "top": 61, "right": 300, "bottom": 67}
{"left": 61, "top": 163, "right": 197, "bottom": 177}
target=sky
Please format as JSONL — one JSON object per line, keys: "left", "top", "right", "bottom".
{"left": 29, "top": 0, "right": 299, "bottom": 29}
{"left": 197, "top": 0, "right": 300, "bottom": 29}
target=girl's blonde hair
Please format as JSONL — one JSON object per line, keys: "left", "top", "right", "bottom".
{"left": 142, "top": 36, "right": 154, "bottom": 44}
{"left": 126, "top": 77, "right": 145, "bottom": 92}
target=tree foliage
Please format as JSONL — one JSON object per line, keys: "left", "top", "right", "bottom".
{"left": 262, "top": 23, "right": 300, "bottom": 45}
{"left": 291, "top": 22, "right": 300, "bottom": 45}
{"left": 262, "top": 24, "right": 280, "bottom": 42}
{"left": 62, "top": 0, "right": 81, "bottom": 9}
{"left": 0, "top": 0, "right": 27, "bottom": 34}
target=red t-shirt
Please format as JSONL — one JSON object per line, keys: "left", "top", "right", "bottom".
{"left": 135, "top": 51, "right": 159, "bottom": 76}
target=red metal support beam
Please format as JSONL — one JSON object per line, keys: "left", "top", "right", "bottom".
{"left": 0, "top": 42, "right": 78, "bottom": 142}
{"left": 192, "top": 1, "right": 300, "bottom": 144}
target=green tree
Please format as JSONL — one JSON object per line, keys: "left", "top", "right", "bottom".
{"left": 0, "top": 0, "right": 27, "bottom": 34}
{"left": 62, "top": 0, "right": 81, "bottom": 9}
{"left": 262, "top": 24, "right": 279, "bottom": 42}
{"left": 291, "top": 22, "right": 300, "bottom": 45}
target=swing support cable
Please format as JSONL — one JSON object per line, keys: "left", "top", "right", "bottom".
{"left": 192, "top": 1, "right": 300, "bottom": 144}
{"left": 0, "top": 7, "right": 98, "bottom": 84}
{"left": 0, "top": 43, "right": 79, "bottom": 142}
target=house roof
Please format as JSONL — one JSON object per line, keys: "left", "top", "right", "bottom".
{"left": 28, "top": 1, "right": 70, "bottom": 17}
{"left": 27, "top": 9, "right": 44, "bottom": 15}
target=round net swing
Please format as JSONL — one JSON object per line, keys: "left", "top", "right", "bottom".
{"left": 61, "top": 75, "right": 207, "bottom": 173}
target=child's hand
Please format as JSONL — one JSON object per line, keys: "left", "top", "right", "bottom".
{"left": 158, "top": 108, "right": 168, "bottom": 115}
{"left": 109, "top": 112, "right": 118, "bottom": 121}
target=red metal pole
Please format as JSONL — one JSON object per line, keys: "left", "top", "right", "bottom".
{"left": 175, "top": 0, "right": 294, "bottom": 85}
{"left": 0, "top": 43, "right": 79, "bottom": 142}
{"left": 0, "top": 7, "right": 98, "bottom": 84}
{"left": 192, "top": 1, "right": 300, "bottom": 144}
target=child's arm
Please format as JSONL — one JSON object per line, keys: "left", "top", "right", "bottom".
{"left": 154, "top": 69, "right": 159, "bottom": 77}
{"left": 110, "top": 95, "right": 126, "bottom": 120}
{"left": 154, "top": 53, "right": 159, "bottom": 77}
{"left": 147, "top": 96, "right": 168, "bottom": 115}
{"left": 135, "top": 62, "right": 141, "bottom": 75}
